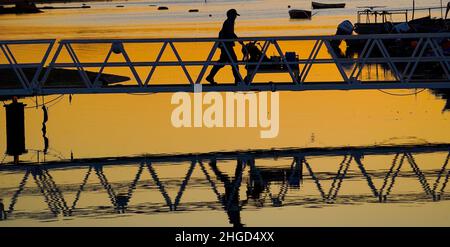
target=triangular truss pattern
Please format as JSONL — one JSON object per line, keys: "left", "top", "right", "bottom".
{"left": 301, "top": 152, "right": 450, "bottom": 203}
{"left": 2, "top": 34, "right": 450, "bottom": 96}
{"left": 403, "top": 38, "right": 450, "bottom": 82}
{"left": 353, "top": 152, "right": 450, "bottom": 202}
{"left": 350, "top": 39, "right": 403, "bottom": 82}
{"left": 302, "top": 156, "right": 352, "bottom": 203}
{"left": 3, "top": 147, "right": 450, "bottom": 221}
{"left": 41, "top": 43, "right": 93, "bottom": 88}
{"left": 0, "top": 40, "right": 54, "bottom": 91}
{"left": 143, "top": 42, "right": 197, "bottom": 86}
{"left": 92, "top": 42, "right": 144, "bottom": 87}
{"left": 7, "top": 164, "right": 146, "bottom": 215}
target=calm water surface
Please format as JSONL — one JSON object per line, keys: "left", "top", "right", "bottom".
{"left": 1, "top": 0, "right": 450, "bottom": 226}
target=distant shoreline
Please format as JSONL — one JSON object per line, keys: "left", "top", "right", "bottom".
{"left": 1, "top": 0, "right": 128, "bottom": 5}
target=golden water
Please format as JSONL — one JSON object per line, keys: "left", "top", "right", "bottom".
{"left": 0, "top": 0, "right": 449, "bottom": 226}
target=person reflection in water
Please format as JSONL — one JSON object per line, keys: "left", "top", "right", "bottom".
{"left": 0, "top": 198, "right": 6, "bottom": 220}
{"left": 209, "top": 159, "right": 245, "bottom": 227}
{"left": 116, "top": 194, "right": 129, "bottom": 214}
{"left": 206, "top": 9, "right": 244, "bottom": 85}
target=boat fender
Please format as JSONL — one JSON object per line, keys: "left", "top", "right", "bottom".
{"left": 111, "top": 42, "right": 124, "bottom": 54}
{"left": 392, "top": 22, "right": 410, "bottom": 33}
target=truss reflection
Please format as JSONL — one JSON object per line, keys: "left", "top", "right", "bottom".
{"left": 1, "top": 144, "right": 449, "bottom": 226}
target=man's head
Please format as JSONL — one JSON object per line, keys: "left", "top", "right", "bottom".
{"left": 227, "top": 9, "right": 240, "bottom": 19}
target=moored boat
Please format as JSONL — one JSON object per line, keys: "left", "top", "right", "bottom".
{"left": 40, "top": 6, "right": 91, "bottom": 10}
{"left": 353, "top": 6, "right": 450, "bottom": 35}
{"left": 0, "top": 68, "right": 130, "bottom": 89}
{"left": 289, "top": 9, "right": 312, "bottom": 19}
{"left": 312, "top": 1, "right": 345, "bottom": 9}
{"left": 0, "top": 3, "right": 42, "bottom": 14}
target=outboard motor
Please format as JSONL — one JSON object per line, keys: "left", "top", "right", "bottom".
{"left": 332, "top": 20, "right": 354, "bottom": 47}
{"left": 336, "top": 20, "right": 354, "bottom": 35}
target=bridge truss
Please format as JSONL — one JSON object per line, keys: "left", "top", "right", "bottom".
{"left": 1, "top": 33, "right": 450, "bottom": 97}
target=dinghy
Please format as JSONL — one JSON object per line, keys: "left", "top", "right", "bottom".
{"left": 289, "top": 9, "right": 312, "bottom": 19}
{"left": 312, "top": 2, "right": 345, "bottom": 9}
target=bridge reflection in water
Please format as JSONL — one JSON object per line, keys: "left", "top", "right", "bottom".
{"left": 0, "top": 144, "right": 449, "bottom": 226}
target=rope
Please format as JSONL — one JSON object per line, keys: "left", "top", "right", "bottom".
{"left": 24, "top": 94, "right": 65, "bottom": 109}
{"left": 377, "top": 88, "right": 427, "bottom": 96}
{"left": 45, "top": 95, "right": 65, "bottom": 108}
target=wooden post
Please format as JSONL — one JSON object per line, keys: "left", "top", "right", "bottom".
{"left": 4, "top": 98, "right": 27, "bottom": 162}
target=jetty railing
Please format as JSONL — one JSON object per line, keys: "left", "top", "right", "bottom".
{"left": 0, "top": 39, "right": 55, "bottom": 96}
{"left": 1, "top": 33, "right": 450, "bottom": 96}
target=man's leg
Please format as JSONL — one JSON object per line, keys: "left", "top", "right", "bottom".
{"left": 229, "top": 50, "right": 241, "bottom": 84}
{"left": 206, "top": 49, "right": 227, "bottom": 84}
{"left": 206, "top": 65, "right": 221, "bottom": 84}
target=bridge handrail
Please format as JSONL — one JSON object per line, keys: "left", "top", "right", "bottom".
{"left": 58, "top": 32, "right": 450, "bottom": 43}
{"left": 0, "top": 39, "right": 56, "bottom": 44}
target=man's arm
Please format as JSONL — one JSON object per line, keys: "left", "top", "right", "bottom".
{"left": 223, "top": 20, "right": 243, "bottom": 45}
{"left": 231, "top": 23, "right": 243, "bottom": 45}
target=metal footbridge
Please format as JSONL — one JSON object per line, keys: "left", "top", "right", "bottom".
{"left": 1, "top": 32, "right": 450, "bottom": 97}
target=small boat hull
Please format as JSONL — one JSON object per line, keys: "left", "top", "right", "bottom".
{"left": 354, "top": 22, "right": 396, "bottom": 34}
{"left": 312, "top": 2, "right": 345, "bottom": 9}
{"left": 289, "top": 9, "right": 312, "bottom": 19}
{"left": 0, "top": 68, "right": 130, "bottom": 89}
{"left": 0, "top": 5, "right": 42, "bottom": 14}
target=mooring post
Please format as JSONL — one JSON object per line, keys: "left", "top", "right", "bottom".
{"left": 4, "top": 97, "right": 27, "bottom": 164}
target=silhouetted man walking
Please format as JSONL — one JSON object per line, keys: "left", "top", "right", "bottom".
{"left": 206, "top": 9, "right": 243, "bottom": 85}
